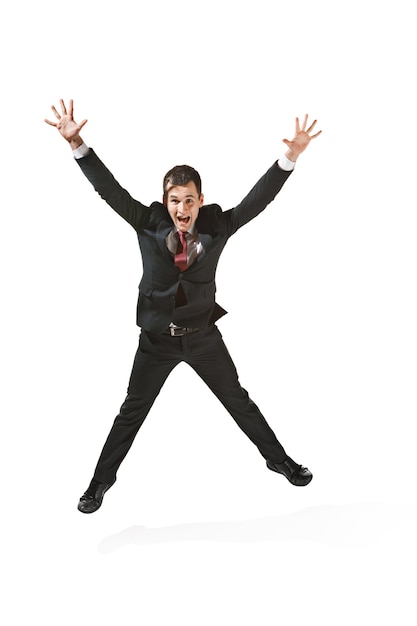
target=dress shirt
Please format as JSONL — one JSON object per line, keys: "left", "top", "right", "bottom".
{"left": 166, "top": 227, "right": 203, "bottom": 268}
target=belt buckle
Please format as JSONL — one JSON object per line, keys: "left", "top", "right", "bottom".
{"left": 170, "top": 326, "right": 184, "bottom": 337}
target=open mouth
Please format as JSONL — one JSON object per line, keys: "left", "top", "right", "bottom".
{"left": 177, "top": 216, "right": 190, "bottom": 224}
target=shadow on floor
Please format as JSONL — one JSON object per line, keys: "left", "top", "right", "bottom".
{"left": 98, "top": 501, "right": 416, "bottom": 553}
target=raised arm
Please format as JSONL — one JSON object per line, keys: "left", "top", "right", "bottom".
{"left": 44, "top": 99, "right": 155, "bottom": 231}
{"left": 44, "top": 99, "right": 87, "bottom": 150}
{"left": 221, "top": 114, "right": 322, "bottom": 235}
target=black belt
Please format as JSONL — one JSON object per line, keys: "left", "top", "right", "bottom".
{"left": 164, "top": 326, "right": 200, "bottom": 337}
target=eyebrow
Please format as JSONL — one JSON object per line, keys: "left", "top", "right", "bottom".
{"left": 169, "top": 193, "right": 196, "bottom": 199}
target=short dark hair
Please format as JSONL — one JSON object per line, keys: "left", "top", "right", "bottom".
{"left": 163, "top": 165, "right": 202, "bottom": 198}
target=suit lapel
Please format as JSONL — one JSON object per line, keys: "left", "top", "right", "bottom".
{"left": 156, "top": 224, "right": 175, "bottom": 260}
{"left": 198, "top": 233, "right": 214, "bottom": 255}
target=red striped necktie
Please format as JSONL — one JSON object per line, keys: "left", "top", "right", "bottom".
{"left": 174, "top": 230, "right": 188, "bottom": 271}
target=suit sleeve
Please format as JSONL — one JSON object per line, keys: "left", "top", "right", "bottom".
{"left": 223, "top": 162, "right": 293, "bottom": 236}
{"left": 75, "top": 148, "right": 151, "bottom": 231}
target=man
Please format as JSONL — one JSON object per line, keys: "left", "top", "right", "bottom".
{"left": 45, "top": 99, "right": 321, "bottom": 513}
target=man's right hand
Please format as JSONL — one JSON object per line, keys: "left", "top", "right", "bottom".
{"left": 44, "top": 99, "right": 87, "bottom": 149}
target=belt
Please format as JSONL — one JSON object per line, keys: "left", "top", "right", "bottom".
{"left": 165, "top": 326, "right": 200, "bottom": 337}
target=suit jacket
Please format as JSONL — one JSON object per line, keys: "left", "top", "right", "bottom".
{"left": 76, "top": 150, "right": 293, "bottom": 333}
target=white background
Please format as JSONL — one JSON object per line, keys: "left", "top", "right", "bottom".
{"left": 1, "top": 0, "right": 416, "bottom": 624}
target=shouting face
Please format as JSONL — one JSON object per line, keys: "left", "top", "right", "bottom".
{"left": 164, "top": 181, "right": 204, "bottom": 233}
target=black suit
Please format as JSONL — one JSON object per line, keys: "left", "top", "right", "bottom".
{"left": 76, "top": 150, "right": 293, "bottom": 483}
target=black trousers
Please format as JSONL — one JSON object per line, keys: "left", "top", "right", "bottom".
{"left": 92, "top": 325, "right": 287, "bottom": 484}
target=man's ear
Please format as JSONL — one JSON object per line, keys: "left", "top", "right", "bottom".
{"left": 199, "top": 193, "right": 205, "bottom": 207}
{"left": 162, "top": 194, "right": 167, "bottom": 206}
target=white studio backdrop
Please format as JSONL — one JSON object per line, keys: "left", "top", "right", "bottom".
{"left": 1, "top": 1, "right": 416, "bottom": 625}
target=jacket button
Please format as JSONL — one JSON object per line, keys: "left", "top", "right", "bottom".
{"left": 178, "top": 273, "right": 183, "bottom": 279}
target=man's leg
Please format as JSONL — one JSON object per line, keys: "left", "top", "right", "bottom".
{"left": 185, "top": 326, "right": 312, "bottom": 485}
{"left": 78, "top": 331, "right": 182, "bottom": 512}
{"left": 184, "top": 326, "right": 287, "bottom": 463}
{"left": 92, "top": 330, "right": 181, "bottom": 484}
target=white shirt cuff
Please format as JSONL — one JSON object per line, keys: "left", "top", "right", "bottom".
{"left": 72, "top": 142, "right": 90, "bottom": 159}
{"left": 277, "top": 155, "right": 295, "bottom": 171}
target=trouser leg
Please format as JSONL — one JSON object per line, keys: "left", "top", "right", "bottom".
{"left": 93, "top": 331, "right": 180, "bottom": 484}
{"left": 184, "top": 326, "right": 287, "bottom": 463}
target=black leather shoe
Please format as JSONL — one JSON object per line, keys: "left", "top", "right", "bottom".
{"left": 266, "top": 456, "right": 313, "bottom": 486}
{"left": 77, "top": 478, "right": 115, "bottom": 514}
